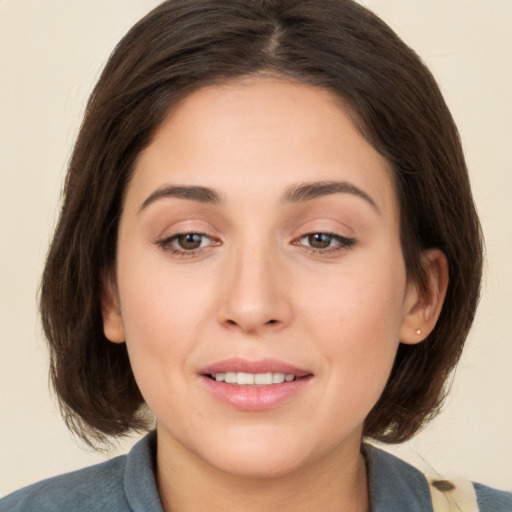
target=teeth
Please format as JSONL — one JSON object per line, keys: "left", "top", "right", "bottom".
{"left": 225, "top": 372, "right": 236, "bottom": 383}
{"left": 254, "top": 373, "right": 272, "bottom": 385}
{"left": 237, "top": 372, "right": 255, "bottom": 385}
{"left": 211, "top": 372, "right": 296, "bottom": 385}
{"left": 272, "top": 373, "right": 285, "bottom": 384}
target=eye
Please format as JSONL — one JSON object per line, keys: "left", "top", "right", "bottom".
{"left": 304, "top": 233, "right": 336, "bottom": 249}
{"left": 296, "top": 232, "right": 356, "bottom": 252}
{"left": 157, "top": 232, "right": 218, "bottom": 255}
{"left": 174, "top": 233, "right": 209, "bottom": 250}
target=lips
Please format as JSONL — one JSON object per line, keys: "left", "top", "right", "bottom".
{"left": 198, "top": 358, "right": 313, "bottom": 411}
{"left": 200, "top": 358, "right": 311, "bottom": 377}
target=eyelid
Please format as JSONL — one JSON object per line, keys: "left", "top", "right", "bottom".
{"left": 153, "top": 216, "right": 217, "bottom": 236}
{"left": 293, "top": 215, "right": 355, "bottom": 235}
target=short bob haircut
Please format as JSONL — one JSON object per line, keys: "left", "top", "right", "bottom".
{"left": 41, "top": 0, "right": 482, "bottom": 446}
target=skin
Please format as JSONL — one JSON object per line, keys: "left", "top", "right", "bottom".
{"left": 102, "top": 78, "right": 448, "bottom": 512}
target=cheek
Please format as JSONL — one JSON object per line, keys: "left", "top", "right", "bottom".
{"left": 117, "top": 239, "right": 216, "bottom": 340}
{"left": 296, "top": 257, "right": 407, "bottom": 400}
{"left": 114, "top": 248, "right": 217, "bottom": 401}
{"left": 298, "top": 260, "right": 407, "bottom": 341}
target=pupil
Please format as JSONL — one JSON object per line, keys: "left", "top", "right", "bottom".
{"left": 309, "top": 233, "right": 331, "bottom": 249}
{"left": 179, "top": 233, "right": 202, "bottom": 250}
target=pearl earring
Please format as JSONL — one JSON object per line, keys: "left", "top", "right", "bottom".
{"left": 415, "top": 329, "right": 422, "bottom": 335}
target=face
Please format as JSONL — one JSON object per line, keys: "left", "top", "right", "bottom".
{"left": 103, "top": 78, "right": 425, "bottom": 478}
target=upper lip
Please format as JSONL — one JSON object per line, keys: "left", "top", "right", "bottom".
{"left": 199, "top": 358, "right": 312, "bottom": 377}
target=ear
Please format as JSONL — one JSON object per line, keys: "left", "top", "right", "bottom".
{"left": 399, "top": 248, "right": 449, "bottom": 345}
{"left": 100, "top": 272, "right": 125, "bottom": 344}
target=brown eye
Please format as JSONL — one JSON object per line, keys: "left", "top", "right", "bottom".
{"left": 296, "top": 232, "right": 356, "bottom": 253}
{"left": 157, "top": 232, "right": 219, "bottom": 255}
{"left": 176, "top": 233, "right": 204, "bottom": 250}
{"left": 307, "top": 233, "right": 334, "bottom": 249}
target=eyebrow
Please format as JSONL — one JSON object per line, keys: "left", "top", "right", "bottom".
{"left": 283, "top": 180, "right": 380, "bottom": 213}
{"left": 139, "top": 185, "right": 221, "bottom": 212}
{"left": 138, "top": 180, "right": 379, "bottom": 213}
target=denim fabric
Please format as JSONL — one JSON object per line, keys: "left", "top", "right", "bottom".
{"left": 365, "top": 444, "right": 512, "bottom": 512}
{"left": 2, "top": 433, "right": 511, "bottom": 511}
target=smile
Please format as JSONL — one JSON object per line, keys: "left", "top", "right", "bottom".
{"left": 208, "top": 372, "right": 297, "bottom": 385}
{"left": 200, "top": 359, "right": 313, "bottom": 410}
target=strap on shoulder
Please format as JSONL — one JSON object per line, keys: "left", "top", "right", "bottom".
{"left": 427, "top": 474, "right": 479, "bottom": 512}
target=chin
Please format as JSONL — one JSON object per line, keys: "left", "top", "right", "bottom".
{"left": 206, "top": 445, "right": 308, "bottom": 479}
{"left": 189, "top": 424, "right": 333, "bottom": 479}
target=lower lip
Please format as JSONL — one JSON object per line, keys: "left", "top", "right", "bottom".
{"left": 200, "top": 376, "right": 313, "bottom": 411}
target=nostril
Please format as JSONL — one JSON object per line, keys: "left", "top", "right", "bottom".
{"left": 266, "top": 319, "right": 278, "bottom": 325}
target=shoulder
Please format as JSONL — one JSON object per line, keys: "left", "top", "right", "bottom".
{"left": 0, "top": 454, "right": 130, "bottom": 512}
{"left": 365, "top": 443, "right": 512, "bottom": 512}
{"left": 0, "top": 432, "right": 162, "bottom": 512}
{"left": 365, "top": 443, "right": 433, "bottom": 510}
{"left": 474, "top": 482, "right": 512, "bottom": 512}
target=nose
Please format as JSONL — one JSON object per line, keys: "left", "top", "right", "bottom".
{"left": 217, "top": 244, "right": 292, "bottom": 335}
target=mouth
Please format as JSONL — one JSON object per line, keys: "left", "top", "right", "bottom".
{"left": 200, "top": 357, "right": 312, "bottom": 384}
{"left": 199, "top": 358, "right": 313, "bottom": 410}
{"left": 206, "top": 372, "right": 302, "bottom": 386}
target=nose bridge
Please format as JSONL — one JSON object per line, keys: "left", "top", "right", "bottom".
{"left": 218, "top": 233, "right": 291, "bottom": 333}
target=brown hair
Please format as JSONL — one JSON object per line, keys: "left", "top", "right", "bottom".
{"left": 41, "top": 0, "right": 483, "bottom": 446}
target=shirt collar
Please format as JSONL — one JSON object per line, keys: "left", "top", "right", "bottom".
{"left": 365, "top": 443, "right": 433, "bottom": 511}
{"left": 124, "top": 431, "right": 164, "bottom": 512}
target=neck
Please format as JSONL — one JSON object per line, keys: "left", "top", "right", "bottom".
{"left": 156, "top": 431, "right": 369, "bottom": 512}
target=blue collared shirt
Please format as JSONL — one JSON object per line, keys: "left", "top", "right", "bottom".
{"left": 2, "top": 432, "right": 511, "bottom": 511}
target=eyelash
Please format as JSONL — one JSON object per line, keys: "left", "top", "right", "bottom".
{"left": 156, "top": 232, "right": 356, "bottom": 258}
{"left": 157, "top": 232, "right": 219, "bottom": 258}
{"left": 294, "top": 233, "right": 356, "bottom": 255}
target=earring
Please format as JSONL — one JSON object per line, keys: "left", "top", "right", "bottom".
{"left": 415, "top": 329, "right": 422, "bottom": 335}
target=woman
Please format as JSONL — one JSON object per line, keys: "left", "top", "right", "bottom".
{"left": 2, "top": 1, "right": 510, "bottom": 510}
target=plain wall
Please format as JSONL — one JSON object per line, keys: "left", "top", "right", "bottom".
{"left": 1, "top": 0, "right": 511, "bottom": 496}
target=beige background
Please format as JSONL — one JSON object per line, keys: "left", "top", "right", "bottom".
{"left": 1, "top": 0, "right": 511, "bottom": 497}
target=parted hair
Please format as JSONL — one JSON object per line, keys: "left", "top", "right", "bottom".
{"left": 41, "top": 0, "right": 483, "bottom": 446}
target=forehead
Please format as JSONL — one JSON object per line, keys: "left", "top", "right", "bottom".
{"left": 130, "top": 78, "right": 398, "bottom": 220}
